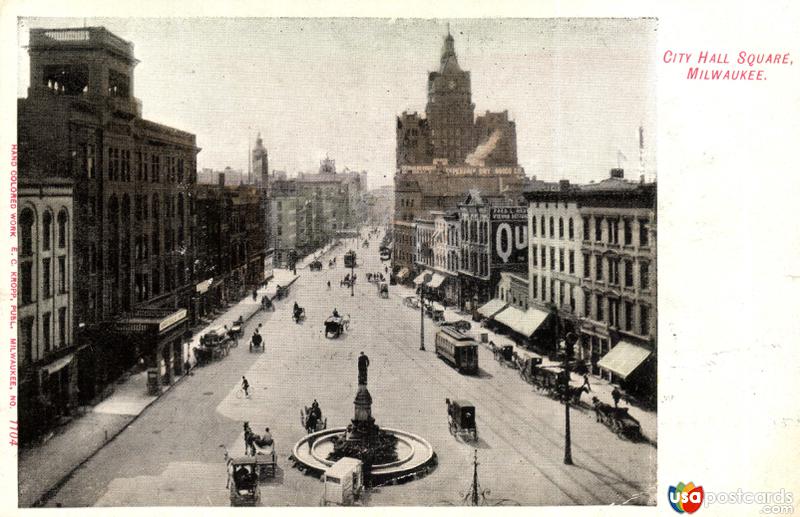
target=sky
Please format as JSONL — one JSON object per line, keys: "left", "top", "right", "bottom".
{"left": 17, "top": 17, "right": 656, "bottom": 187}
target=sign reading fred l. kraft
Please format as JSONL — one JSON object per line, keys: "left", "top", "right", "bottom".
{"left": 491, "top": 207, "right": 528, "bottom": 265}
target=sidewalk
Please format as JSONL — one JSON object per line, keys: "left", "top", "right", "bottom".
{"left": 392, "top": 283, "right": 657, "bottom": 444}
{"left": 18, "top": 269, "right": 301, "bottom": 508}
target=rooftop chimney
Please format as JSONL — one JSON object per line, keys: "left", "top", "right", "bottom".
{"left": 610, "top": 168, "right": 624, "bottom": 179}
{"left": 640, "top": 174, "right": 645, "bottom": 184}
{"left": 218, "top": 173, "right": 225, "bottom": 186}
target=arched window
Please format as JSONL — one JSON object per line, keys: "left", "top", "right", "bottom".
{"left": 42, "top": 211, "right": 53, "bottom": 251}
{"left": 57, "top": 209, "right": 68, "bottom": 248}
{"left": 20, "top": 208, "right": 35, "bottom": 256}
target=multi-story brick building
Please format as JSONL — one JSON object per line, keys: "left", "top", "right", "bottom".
{"left": 17, "top": 27, "right": 199, "bottom": 406}
{"left": 195, "top": 180, "right": 266, "bottom": 318}
{"left": 17, "top": 178, "right": 76, "bottom": 442}
{"left": 523, "top": 169, "right": 657, "bottom": 401}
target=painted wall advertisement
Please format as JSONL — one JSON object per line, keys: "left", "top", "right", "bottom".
{"left": 491, "top": 206, "right": 528, "bottom": 265}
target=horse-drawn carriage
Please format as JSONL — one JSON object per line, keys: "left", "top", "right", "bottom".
{"left": 194, "top": 326, "right": 231, "bottom": 366}
{"left": 344, "top": 250, "right": 357, "bottom": 268}
{"left": 516, "top": 354, "right": 544, "bottom": 382}
{"left": 229, "top": 317, "right": 244, "bottom": 340}
{"left": 378, "top": 282, "right": 389, "bottom": 298}
{"left": 249, "top": 332, "right": 265, "bottom": 353}
{"left": 243, "top": 423, "right": 278, "bottom": 480}
{"left": 489, "top": 341, "right": 516, "bottom": 368}
{"left": 275, "top": 285, "right": 289, "bottom": 300}
{"left": 446, "top": 398, "right": 478, "bottom": 442}
{"left": 424, "top": 302, "right": 445, "bottom": 324}
{"left": 300, "top": 404, "right": 327, "bottom": 433}
{"left": 309, "top": 260, "right": 323, "bottom": 272}
{"left": 592, "top": 397, "right": 642, "bottom": 440}
{"left": 403, "top": 296, "right": 420, "bottom": 309}
{"left": 227, "top": 455, "right": 261, "bottom": 506}
{"left": 324, "top": 316, "right": 347, "bottom": 338}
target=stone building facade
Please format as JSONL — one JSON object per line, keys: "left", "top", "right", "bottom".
{"left": 17, "top": 178, "right": 77, "bottom": 443}
{"left": 17, "top": 27, "right": 199, "bottom": 407}
{"left": 524, "top": 169, "right": 657, "bottom": 401}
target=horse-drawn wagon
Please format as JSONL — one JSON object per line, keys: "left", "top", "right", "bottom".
{"left": 592, "top": 397, "right": 642, "bottom": 439}
{"left": 193, "top": 326, "right": 231, "bottom": 366}
{"left": 309, "top": 260, "right": 323, "bottom": 272}
{"left": 446, "top": 398, "right": 478, "bottom": 442}
{"left": 324, "top": 316, "right": 347, "bottom": 338}
{"left": 227, "top": 456, "right": 261, "bottom": 506}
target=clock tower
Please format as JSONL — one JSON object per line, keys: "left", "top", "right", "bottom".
{"left": 425, "top": 30, "right": 476, "bottom": 164}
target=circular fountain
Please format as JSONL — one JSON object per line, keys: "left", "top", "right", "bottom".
{"left": 291, "top": 353, "right": 436, "bottom": 484}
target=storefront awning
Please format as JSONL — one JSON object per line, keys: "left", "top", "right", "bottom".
{"left": 413, "top": 272, "right": 429, "bottom": 285}
{"left": 42, "top": 354, "right": 74, "bottom": 375}
{"left": 427, "top": 273, "right": 446, "bottom": 289}
{"left": 598, "top": 341, "right": 651, "bottom": 380}
{"left": 494, "top": 306, "right": 549, "bottom": 337}
{"left": 478, "top": 299, "right": 508, "bottom": 319}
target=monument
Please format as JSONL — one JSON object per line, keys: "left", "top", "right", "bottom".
{"left": 327, "top": 352, "right": 399, "bottom": 473}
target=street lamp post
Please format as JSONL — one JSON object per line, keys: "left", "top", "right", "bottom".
{"left": 350, "top": 259, "right": 355, "bottom": 297}
{"left": 562, "top": 328, "right": 578, "bottom": 466}
{"left": 420, "top": 272, "right": 432, "bottom": 351}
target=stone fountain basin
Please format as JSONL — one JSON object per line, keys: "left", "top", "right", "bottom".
{"left": 292, "top": 427, "right": 435, "bottom": 479}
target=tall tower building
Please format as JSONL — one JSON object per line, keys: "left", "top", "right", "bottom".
{"left": 425, "top": 30, "right": 476, "bottom": 165}
{"left": 251, "top": 132, "right": 268, "bottom": 186}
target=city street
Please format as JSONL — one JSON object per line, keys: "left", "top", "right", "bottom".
{"left": 43, "top": 231, "right": 656, "bottom": 507}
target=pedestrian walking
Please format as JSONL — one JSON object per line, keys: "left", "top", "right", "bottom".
{"left": 327, "top": 280, "right": 331, "bottom": 290}
{"left": 611, "top": 387, "right": 622, "bottom": 408}
{"left": 582, "top": 374, "right": 592, "bottom": 392}
{"left": 242, "top": 376, "right": 251, "bottom": 398}
{"left": 252, "top": 288, "right": 258, "bottom": 301}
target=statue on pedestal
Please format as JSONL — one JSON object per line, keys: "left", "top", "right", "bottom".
{"left": 358, "top": 351, "right": 370, "bottom": 385}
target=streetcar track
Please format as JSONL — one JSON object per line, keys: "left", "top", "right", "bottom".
{"left": 375, "top": 288, "right": 649, "bottom": 504}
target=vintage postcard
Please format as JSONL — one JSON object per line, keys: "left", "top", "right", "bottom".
{"left": 0, "top": 1, "right": 798, "bottom": 516}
